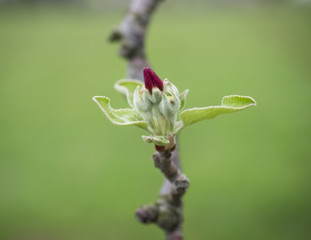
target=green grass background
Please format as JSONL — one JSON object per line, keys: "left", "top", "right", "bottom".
{"left": 1, "top": 2, "right": 311, "bottom": 240}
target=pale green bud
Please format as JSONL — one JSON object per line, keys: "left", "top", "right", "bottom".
{"left": 160, "top": 93, "right": 181, "bottom": 114}
{"left": 163, "top": 79, "right": 179, "bottom": 97}
{"left": 159, "top": 80, "right": 181, "bottom": 119}
{"left": 133, "top": 86, "right": 152, "bottom": 112}
{"left": 133, "top": 79, "right": 183, "bottom": 136}
{"left": 146, "top": 88, "right": 163, "bottom": 104}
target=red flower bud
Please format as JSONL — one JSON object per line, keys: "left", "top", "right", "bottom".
{"left": 143, "top": 68, "right": 163, "bottom": 94}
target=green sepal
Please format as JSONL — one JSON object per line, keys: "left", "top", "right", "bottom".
{"left": 179, "top": 89, "right": 189, "bottom": 111}
{"left": 142, "top": 135, "right": 170, "bottom": 146}
{"left": 114, "top": 79, "right": 143, "bottom": 108}
{"left": 179, "top": 95, "right": 256, "bottom": 128}
{"left": 93, "top": 96, "right": 149, "bottom": 131}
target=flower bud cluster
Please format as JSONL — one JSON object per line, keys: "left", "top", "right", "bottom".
{"left": 133, "top": 68, "right": 181, "bottom": 137}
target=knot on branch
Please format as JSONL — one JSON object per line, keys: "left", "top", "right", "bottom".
{"left": 109, "top": 29, "right": 123, "bottom": 42}
{"left": 175, "top": 174, "right": 190, "bottom": 193}
{"left": 157, "top": 202, "right": 181, "bottom": 232}
{"left": 136, "top": 204, "right": 158, "bottom": 223}
{"left": 109, "top": 27, "right": 143, "bottom": 59}
{"left": 135, "top": 198, "right": 182, "bottom": 233}
{"left": 153, "top": 151, "right": 178, "bottom": 182}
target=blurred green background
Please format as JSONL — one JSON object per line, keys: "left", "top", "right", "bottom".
{"left": 1, "top": 0, "right": 311, "bottom": 239}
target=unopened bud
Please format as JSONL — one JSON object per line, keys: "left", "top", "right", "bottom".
{"left": 133, "top": 86, "right": 152, "bottom": 112}
{"left": 163, "top": 79, "right": 179, "bottom": 96}
{"left": 146, "top": 88, "right": 163, "bottom": 104}
{"left": 143, "top": 68, "right": 164, "bottom": 94}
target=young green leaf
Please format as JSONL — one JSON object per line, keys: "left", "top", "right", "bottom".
{"left": 179, "top": 95, "right": 256, "bottom": 128}
{"left": 93, "top": 96, "right": 149, "bottom": 131}
{"left": 179, "top": 89, "right": 189, "bottom": 111}
{"left": 114, "top": 79, "right": 143, "bottom": 108}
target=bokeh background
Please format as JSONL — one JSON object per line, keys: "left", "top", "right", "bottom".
{"left": 1, "top": 0, "right": 311, "bottom": 239}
